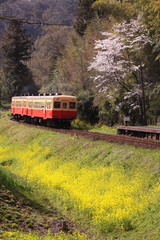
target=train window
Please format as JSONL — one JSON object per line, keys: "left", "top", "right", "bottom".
{"left": 34, "top": 102, "right": 39, "bottom": 108}
{"left": 39, "top": 102, "right": 41, "bottom": 108}
{"left": 37, "top": 102, "right": 45, "bottom": 109}
{"left": 54, "top": 101, "right": 61, "bottom": 108}
{"left": 69, "top": 102, "right": 76, "bottom": 109}
{"left": 28, "top": 101, "right": 33, "bottom": 108}
{"left": 17, "top": 101, "right": 21, "bottom": 107}
{"left": 23, "top": 101, "right": 27, "bottom": 108}
{"left": 62, "top": 102, "right": 67, "bottom": 109}
{"left": 38, "top": 102, "right": 40, "bottom": 108}
{"left": 36, "top": 102, "right": 39, "bottom": 108}
{"left": 42, "top": 102, "right": 45, "bottom": 108}
{"left": 46, "top": 102, "right": 51, "bottom": 109}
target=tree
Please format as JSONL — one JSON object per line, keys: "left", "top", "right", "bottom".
{"left": 77, "top": 91, "right": 99, "bottom": 124}
{"left": 140, "top": 0, "right": 160, "bottom": 57}
{"left": 1, "top": 20, "right": 35, "bottom": 100}
{"left": 98, "top": 98, "right": 119, "bottom": 126}
{"left": 89, "top": 18, "right": 155, "bottom": 125}
{"left": 92, "top": 0, "right": 136, "bottom": 21}
{"left": 48, "top": 31, "right": 95, "bottom": 95}
{"left": 74, "top": 0, "right": 96, "bottom": 36}
{"left": 29, "top": 26, "right": 71, "bottom": 89}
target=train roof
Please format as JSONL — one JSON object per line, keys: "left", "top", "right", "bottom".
{"left": 12, "top": 95, "right": 77, "bottom": 100}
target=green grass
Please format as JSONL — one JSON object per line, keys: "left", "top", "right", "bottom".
{"left": 71, "top": 120, "right": 117, "bottom": 134}
{"left": 90, "top": 124, "right": 117, "bottom": 135}
{"left": 0, "top": 101, "right": 11, "bottom": 111}
{"left": 0, "top": 116, "right": 160, "bottom": 240}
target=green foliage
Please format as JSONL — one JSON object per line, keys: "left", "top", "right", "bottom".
{"left": 74, "top": 0, "right": 97, "bottom": 36}
{"left": 92, "top": 0, "right": 136, "bottom": 20}
{"left": 2, "top": 21, "right": 32, "bottom": 62}
{"left": 45, "top": 31, "right": 94, "bottom": 95}
{"left": 30, "top": 26, "right": 71, "bottom": 90}
{"left": 42, "top": 29, "right": 101, "bottom": 126}
{"left": 98, "top": 99, "right": 119, "bottom": 126}
{"left": 146, "top": 84, "right": 160, "bottom": 124}
{"left": 0, "top": 102, "right": 10, "bottom": 111}
{"left": 71, "top": 119, "right": 92, "bottom": 130}
{"left": 138, "top": 0, "right": 160, "bottom": 55}
{"left": 90, "top": 124, "right": 117, "bottom": 135}
{"left": 0, "top": 21, "right": 36, "bottom": 100}
{"left": 0, "top": 166, "right": 32, "bottom": 195}
{"left": 77, "top": 91, "right": 99, "bottom": 124}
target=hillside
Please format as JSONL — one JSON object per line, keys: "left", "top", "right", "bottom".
{"left": 0, "top": 0, "right": 78, "bottom": 38}
{"left": 0, "top": 115, "right": 160, "bottom": 239}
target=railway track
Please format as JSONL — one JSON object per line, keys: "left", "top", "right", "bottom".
{"left": 11, "top": 119, "right": 160, "bottom": 149}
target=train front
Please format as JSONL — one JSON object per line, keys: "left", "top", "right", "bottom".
{"left": 52, "top": 95, "right": 77, "bottom": 120}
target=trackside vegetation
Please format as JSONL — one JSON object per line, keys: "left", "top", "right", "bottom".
{"left": 1, "top": 231, "right": 86, "bottom": 240}
{"left": 0, "top": 116, "right": 160, "bottom": 239}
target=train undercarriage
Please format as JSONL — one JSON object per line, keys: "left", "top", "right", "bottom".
{"left": 12, "top": 114, "right": 71, "bottom": 129}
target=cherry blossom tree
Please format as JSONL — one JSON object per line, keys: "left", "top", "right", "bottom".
{"left": 89, "top": 18, "right": 152, "bottom": 125}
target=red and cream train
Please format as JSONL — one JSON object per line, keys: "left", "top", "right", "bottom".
{"left": 11, "top": 94, "right": 77, "bottom": 128}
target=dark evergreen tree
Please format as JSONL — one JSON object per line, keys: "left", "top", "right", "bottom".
{"left": 1, "top": 20, "right": 36, "bottom": 100}
{"left": 74, "top": 0, "right": 96, "bottom": 36}
{"left": 77, "top": 91, "right": 99, "bottom": 124}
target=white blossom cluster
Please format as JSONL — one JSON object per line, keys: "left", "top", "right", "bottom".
{"left": 89, "top": 18, "right": 151, "bottom": 93}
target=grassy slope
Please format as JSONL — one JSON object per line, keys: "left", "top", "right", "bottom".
{"left": 0, "top": 116, "right": 160, "bottom": 239}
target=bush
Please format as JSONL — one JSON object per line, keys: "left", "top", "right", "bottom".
{"left": 77, "top": 91, "right": 99, "bottom": 124}
{"left": 71, "top": 119, "right": 92, "bottom": 130}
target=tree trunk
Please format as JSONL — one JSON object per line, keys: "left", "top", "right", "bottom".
{"left": 140, "top": 66, "right": 147, "bottom": 125}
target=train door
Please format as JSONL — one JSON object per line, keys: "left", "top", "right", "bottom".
{"left": 61, "top": 100, "right": 68, "bottom": 119}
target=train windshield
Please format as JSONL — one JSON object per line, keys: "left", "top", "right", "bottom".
{"left": 62, "top": 102, "right": 67, "bottom": 109}
{"left": 54, "top": 101, "right": 61, "bottom": 108}
{"left": 69, "top": 102, "right": 76, "bottom": 109}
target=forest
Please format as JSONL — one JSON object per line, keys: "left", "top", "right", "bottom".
{"left": 0, "top": 0, "right": 160, "bottom": 126}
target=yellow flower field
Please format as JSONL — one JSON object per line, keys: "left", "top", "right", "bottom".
{"left": 1, "top": 141, "right": 160, "bottom": 233}
{"left": 2, "top": 231, "right": 87, "bottom": 240}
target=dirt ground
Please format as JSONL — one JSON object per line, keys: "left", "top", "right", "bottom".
{"left": 0, "top": 185, "right": 72, "bottom": 236}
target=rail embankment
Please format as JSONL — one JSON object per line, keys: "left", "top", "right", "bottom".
{"left": 0, "top": 116, "right": 160, "bottom": 240}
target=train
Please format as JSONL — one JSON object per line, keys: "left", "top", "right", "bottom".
{"left": 11, "top": 94, "right": 77, "bottom": 128}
